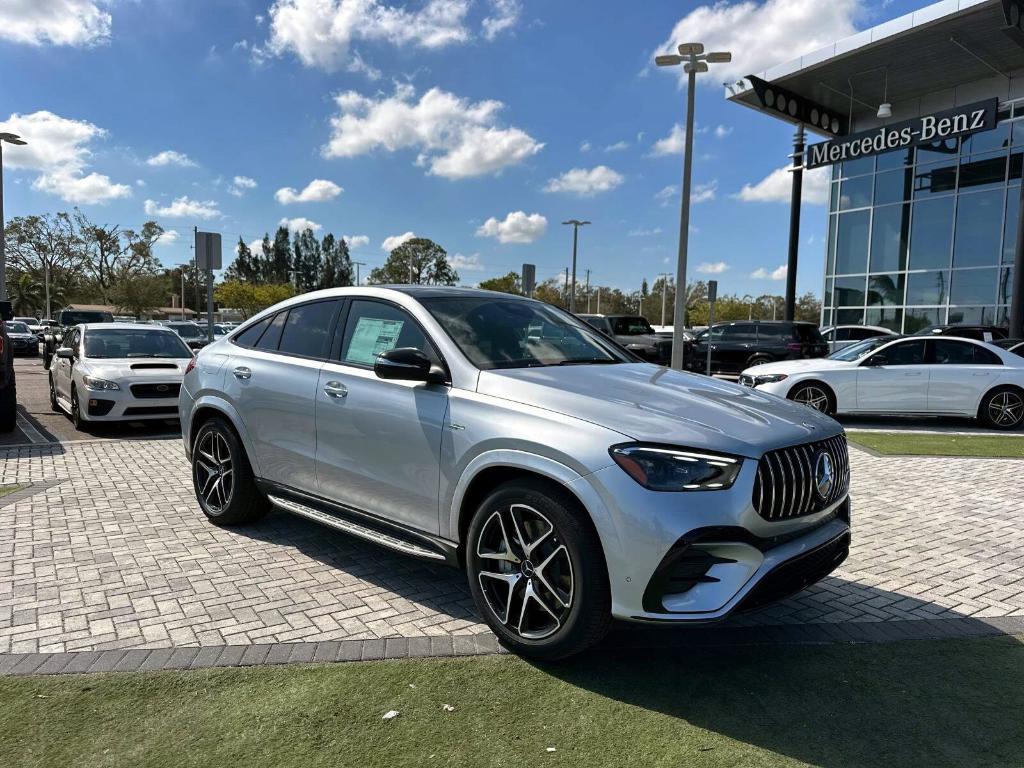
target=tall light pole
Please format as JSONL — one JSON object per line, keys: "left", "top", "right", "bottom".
{"left": 585, "top": 269, "right": 591, "bottom": 313}
{"left": 561, "top": 219, "right": 590, "bottom": 313}
{"left": 0, "top": 133, "right": 28, "bottom": 303}
{"left": 353, "top": 261, "right": 366, "bottom": 286}
{"left": 656, "top": 44, "right": 731, "bottom": 370}
{"left": 659, "top": 272, "right": 671, "bottom": 327}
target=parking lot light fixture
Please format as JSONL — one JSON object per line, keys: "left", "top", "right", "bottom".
{"left": 654, "top": 43, "right": 731, "bottom": 370}
{"left": 562, "top": 219, "right": 590, "bottom": 313}
{"left": 0, "top": 133, "right": 28, "bottom": 303}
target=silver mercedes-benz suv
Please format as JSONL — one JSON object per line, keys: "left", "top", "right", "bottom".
{"left": 180, "top": 286, "right": 851, "bottom": 659}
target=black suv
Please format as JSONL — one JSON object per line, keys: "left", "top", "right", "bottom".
{"left": 912, "top": 324, "right": 1009, "bottom": 342}
{"left": 686, "top": 320, "right": 828, "bottom": 375}
{"left": 578, "top": 314, "right": 671, "bottom": 364}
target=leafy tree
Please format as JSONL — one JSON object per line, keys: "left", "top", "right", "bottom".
{"left": 321, "top": 234, "right": 354, "bottom": 288}
{"left": 367, "top": 238, "right": 457, "bottom": 286}
{"left": 293, "top": 228, "right": 322, "bottom": 292}
{"left": 533, "top": 277, "right": 565, "bottom": 307}
{"left": 110, "top": 274, "right": 171, "bottom": 319}
{"left": 214, "top": 280, "right": 295, "bottom": 320}
{"left": 74, "top": 211, "right": 164, "bottom": 302}
{"left": 478, "top": 272, "right": 521, "bottom": 295}
{"left": 4, "top": 212, "right": 82, "bottom": 319}
{"left": 269, "top": 226, "right": 291, "bottom": 284}
{"left": 227, "top": 237, "right": 257, "bottom": 282}
{"left": 7, "top": 272, "right": 44, "bottom": 316}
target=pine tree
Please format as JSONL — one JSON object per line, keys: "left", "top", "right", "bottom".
{"left": 293, "top": 228, "right": 322, "bottom": 292}
{"left": 334, "top": 236, "right": 353, "bottom": 287}
{"left": 270, "top": 226, "right": 291, "bottom": 284}
{"left": 226, "top": 236, "right": 255, "bottom": 282}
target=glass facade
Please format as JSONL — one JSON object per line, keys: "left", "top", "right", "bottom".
{"left": 822, "top": 102, "right": 1023, "bottom": 333}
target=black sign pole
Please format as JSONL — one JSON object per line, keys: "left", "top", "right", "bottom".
{"left": 1010, "top": 180, "right": 1024, "bottom": 338}
{"left": 785, "top": 124, "right": 804, "bottom": 321}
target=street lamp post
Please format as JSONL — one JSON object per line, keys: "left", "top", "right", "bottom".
{"left": 0, "top": 133, "right": 28, "bottom": 303}
{"left": 655, "top": 44, "right": 731, "bottom": 370}
{"left": 659, "top": 272, "right": 671, "bottom": 327}
{"left": 353, "top": 261, "right": 366, "bottom": 286}
{"left": 561, "top": 219, "right": 590, "bottom": 313}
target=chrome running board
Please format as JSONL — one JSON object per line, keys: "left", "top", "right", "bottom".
{"left": 267, "top": 494, "right": 446, "bottom": 561}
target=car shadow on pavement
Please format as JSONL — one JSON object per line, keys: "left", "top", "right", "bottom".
{"left": 240, "top": 508, "right": 481, "bottom": 626}
{"left": 537, "top": 615, "right": 1024, "bottom": 768}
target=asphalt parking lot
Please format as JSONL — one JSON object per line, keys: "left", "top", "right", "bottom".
{"left": 1, "top": 354, "right": 1022, "bottom": 671}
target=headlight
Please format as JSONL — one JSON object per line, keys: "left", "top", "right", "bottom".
{"left": 609, "top": 444, "right": 743, "bottom": 491}
{"left": 752, "top": 373, "right": 788, "bottom": 385}
{"left": 82, "top": 376, "right": 120, "bottom": 391}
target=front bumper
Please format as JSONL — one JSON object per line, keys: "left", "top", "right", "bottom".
{"left": 570, "top": 450, "right": 851, "bottom": 623}
{"left": 80, "top": 390, "right": 180, "bottom": 421}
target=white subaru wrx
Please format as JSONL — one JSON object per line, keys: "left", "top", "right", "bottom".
{"left": 49, "top": 323, "right": 194, "bottom": 430}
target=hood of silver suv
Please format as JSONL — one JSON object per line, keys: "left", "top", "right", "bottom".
{"left": 477, "top": 363, "right": 839, "bottom": 457}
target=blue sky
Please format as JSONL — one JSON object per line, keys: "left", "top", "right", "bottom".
{"left": 0, "top": 0, "right": 923, "bottom": 296}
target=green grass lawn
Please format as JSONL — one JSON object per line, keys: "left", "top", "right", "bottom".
{"left": 847, "top": 430, "right": 1024, "bottom": 458}
{"left": 3, "top": 635, "right": 1023, "bottom": 768}
{"left": 0, "top": 483, "right": 24, "bottom": 498}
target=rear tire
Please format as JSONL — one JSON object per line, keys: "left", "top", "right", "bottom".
{"left": 746, "top": 354, "right": 772, "bottom": 369}
{"left": 788, "top": 382, "right": 836, "bottom": 415}
{"left": 192, "top": 416, "right": 270, "bottom": 525}
{"left": 466, "top": 479, "right": 611, "bottom": 660}
{"left": 979, "top": 387, "right": 1024, "bottom": 431}
{"left": 49, "top": 374, "right": 60, "bottom": 412}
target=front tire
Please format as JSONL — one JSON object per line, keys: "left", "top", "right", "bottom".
{"left": 192, "top": 417, "right": 269, "bottom": 525}
{"left": 466, "top": 479, "right": 611, "bottom": 660}
{"left": 788, "top": 382, "right": 835, "bottom": 415}
{"left": 49, "top": 374, "right": 60, "bottom": 412}
{"left": 979, "top": 387, "right": 1024, "bottom": 431}
{"left": 69, "top": 387, "right": 87, "bottom": 432}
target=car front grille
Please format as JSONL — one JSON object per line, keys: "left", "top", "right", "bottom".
{"left": 124, "top": 406, "right": 179, "bottom": 416}
{"left": 752, "top": 434, "right": 850, "bottom": 521}
{"left": 130, "top": 383, "right": 181, "bottom": 399}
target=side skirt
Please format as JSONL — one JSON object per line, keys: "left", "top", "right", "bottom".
{"left": 257, "top": 481, "right": 461, "bottom": 568}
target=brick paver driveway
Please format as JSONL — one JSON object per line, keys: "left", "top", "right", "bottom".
{"left": 2, "top": 439, "right": 1023, "bottom": 656}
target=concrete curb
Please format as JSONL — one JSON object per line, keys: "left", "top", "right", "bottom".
{"left": 2, "top": 615, "right": 1022, "bottom": 677}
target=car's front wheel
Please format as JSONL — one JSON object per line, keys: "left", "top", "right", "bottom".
{"left": 192, "top": 417, "right": 269, "bottom": 525}
{"left": 69, "top": 386, "right": 87, "bottom": 432}
{"left": 788, "top": 382, "right": 835, "bottom": 415}
{"left": 49, "top": 375, "right": 60, "bottom": 412}
{"left": 466, "top": 479, "right": 611, "bottom": 660}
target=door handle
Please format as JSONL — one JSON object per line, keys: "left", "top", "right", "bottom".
{"left": 232, "top": 366, "right": 252, "bottom": 380}
{"left": 904, "top": 371, "right": 923, "bottom": 376}
{"left": 323, "top": 381, "right": 348, "bottom": 398}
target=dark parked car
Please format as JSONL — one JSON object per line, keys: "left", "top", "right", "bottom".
{"left": 164, "top": 321, "right": 211, "bottom": 350}
{"left": 578, "top": 314, "right": 671, "bottom": 364}
{"left": 913, "top": 324, "right": 1009, "bottom": 342}
{"left": 4, "top": 321, "right": 39, "bottom": 356}
{"left": 686, "top": 320, "right": 829, "bottom": 375}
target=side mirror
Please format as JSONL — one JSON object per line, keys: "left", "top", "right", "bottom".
{"left": 865, "top": 354, "right": 887, "bottom": 367}
{"left": 56, "top": 347, "right": 75, "bottom": 360}
{"left": 374, "top": 347, "right": 447, "bottom": 384}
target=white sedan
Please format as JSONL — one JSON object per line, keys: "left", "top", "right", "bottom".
{"left": 739, "top": 335, "right": 1024, "bottom": 430}
{"left": 49, "top": 323, "right": 194, "bottom": 431}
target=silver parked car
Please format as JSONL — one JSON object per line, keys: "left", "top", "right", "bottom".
{"left": 180, "top": 287, "right": 852, "bottom": 659}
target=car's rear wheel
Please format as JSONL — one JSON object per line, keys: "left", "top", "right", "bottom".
{"left": 979, "top": 387, "right": 1024, "bottom": 431}
{"left": 788, "top": 382, "right": 835, "bottom": 415}
{"left": 49, "top": 375, "right": 60, "bottom": 412}
{"left": 192, "top": 417, "right": 269, "bottom": 525}
{"left": 466, "top": 479, "right": 611, "bottom": 660}
{"left": 746, "top": 354, "right": 772, "bottom": 368}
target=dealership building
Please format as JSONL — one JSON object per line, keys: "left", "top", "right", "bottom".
{"left": 727, "top": 0, "right": 1024, "bottom": 336}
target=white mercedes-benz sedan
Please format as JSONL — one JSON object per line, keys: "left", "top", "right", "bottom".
{"left": 49, "top": 323, "right": 194, "bottom": 431}
{"left": 740, "top": 335, "right": 1024, "bottom": 430}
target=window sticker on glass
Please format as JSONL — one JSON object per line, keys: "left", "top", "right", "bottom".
{"left": 345, "top": 317, "right": 405, "bottom": 365}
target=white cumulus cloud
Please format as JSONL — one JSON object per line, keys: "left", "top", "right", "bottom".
{"left": 0, "top": 0, "right": 111, "bottom": 47}
{"left": 344, "top": 234, "right": 370, "bottom": 250}
{"left": 696, "top": 261, "right": 730, "bottom": 274}
{"left": 144, "top": 196, "right": 221, "bottom": 219}
{"left": 476, "top": 211, "right": 547, "bottom": 244}
{"left": 692, "top": 179, "right": 718, "bottom": 203}
{"left": 279, "top": 216, "right": 322, "bottom": 233}
{"left": 275, "top": 178, "right": 343, "bottom": 204}
{"left": 482, "top": 0, "right": 521, "bottom": 40}
{"left": 544, "top": 166, "right": 623, "bottom": 197}
{"left": 228, "top": 176, "right": 258, "bottom": 196}
{"left": 735, "top": 166, "right": 829, "bottom": 204}
{"left": 155, "top": 229, "right": 181, "bottom": 248}
{"left": 0, "top": 110, "right": 131, "bottom": 204}
{"left": 323, "top": 84, "right": 543, "bottom": 180}
{"left": 450, "top": 252, "right": 484, "bottom": 271}
{"left": 145, "top": 150, "right": 197, "bottom": 168}
{"left": 382, "top": 231, "right": 416, "bottom": 252}
{"left": 656, "top": 0, "right": 860, "bottom": 86}
{"left": 751, "top": 265, "right": 788, "bottom": 280}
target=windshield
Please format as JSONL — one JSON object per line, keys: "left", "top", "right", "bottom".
{"left": 83, "top": 329, "right": 193, "bottom": 359}
{"left": 422, "top": 297, "right": 632, "bottom": 370}
{"left": 610, "top": 316, "right": 654, "bottom": 336}
{"left": 828, "top": 336, "right": 895, "bottom": 361}
{"left": 6, "top": 322, "right": 31, "bottom": 334}
{"left": 167, "top": 324, "right": 203, "bottom": 339}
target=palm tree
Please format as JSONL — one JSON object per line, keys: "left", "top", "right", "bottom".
{"left": 8, "top": 272, "right": 43, "bottom": 317}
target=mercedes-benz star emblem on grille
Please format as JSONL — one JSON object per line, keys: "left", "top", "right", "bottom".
{"left": 814, "top": 451, "right": 834, "bottom": 500}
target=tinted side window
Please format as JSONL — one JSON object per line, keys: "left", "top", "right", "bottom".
{"left": 834, "top": 328, "right": 854, "bottom": 341}
{"left": 756, "top": 324, "right": 788, "bottom": 341}
{"left": 933, "top": 339, "right": 1002, "bottom": 365}
{"left": 849, "top": 327, "right": 884, "bottom": 341}
{"left": 234, "top": 317, "right": 271, "bottom": 348}
{"left": 278, "top": 301, "right": 338, "bottom": 359}
{"left": 879, "top": 340, "right": 927, "bottom": 365}
{"left": 256, "top": 312, "right": 287, "bottom": 351}
{"left": 339, "top": 300, "right": 438, "bottom": 367}
{"left": 722, "top": 324, "right": 757, "bottom": 341}
{"left": 793, "top": 324, "right": 825, "bottom": 343}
